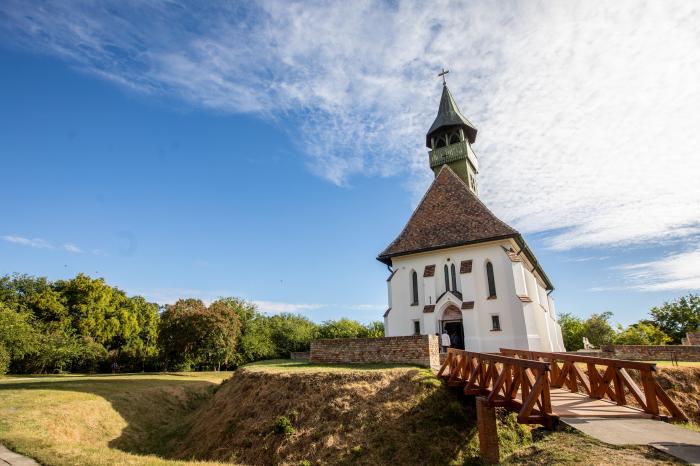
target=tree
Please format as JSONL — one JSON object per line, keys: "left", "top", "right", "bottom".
{"left": 584, "top": 312, "right": 616, "bottom": 347}
{"left": 318, "top": 318, "right": 367, "bottom": 339}
{"left": 614, "top": 322, "right": 671, "bottom": 345}
{"left": 363, "top": 321, "right": 385, "bottom": 338}
{"left": 558, "top": 312, "right": 615, "bottom": 351}
{"left": 649, "top": 294, "right": 700, "bottom": 344}
{"left": 199, "top": 300, "right": 241, "bottom": 370}
{"left": 266, "top": 313, "right": 317, "bottom": 357}
{"left": 0, "top": 303, "right": 40, "bottom": 370}
{"left": 158, "top": 299, "right": 241, "bottom": 371}
{"left": 558, "top": 313, "right": 586, "bottom": 351}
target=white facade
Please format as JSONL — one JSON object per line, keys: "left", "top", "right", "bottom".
{"left": 383, "top": 238, "right": 565, "bottom": 353}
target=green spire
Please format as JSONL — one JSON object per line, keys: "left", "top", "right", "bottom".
{"left": 425, "top": 83, "right": 477, "bottom": 148}
{"left": 425, "top": 81, "right": 479, "bottom": 195}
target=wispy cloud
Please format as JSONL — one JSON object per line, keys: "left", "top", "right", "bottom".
{"left": 616, "top": 246, "right": 700, "bottom": 292}
{"left": 1, "top": 0, "right": 699, "bottom": 253}
{"left": 1, "top": 235, "right": 52, "bottom": 249}
{"left": 252, "top": 300, "right": 324, "bottom": 314}
{"left": 63, "top": 243, "right": 83, "bottom": 253}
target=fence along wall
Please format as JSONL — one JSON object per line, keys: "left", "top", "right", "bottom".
{"left": 601, "top": 344, "right": 700, "bottom": 362}
{"left": 310, "top": 335, "right": 440, "bottom": 370}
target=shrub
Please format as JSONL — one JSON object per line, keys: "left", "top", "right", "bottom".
{"left": 273, "top": 415, "right": 295, "bottom": 436}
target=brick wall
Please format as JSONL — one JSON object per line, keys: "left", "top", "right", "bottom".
{"left": 310, "top": 335, "right": 440, "bottom": 370}
{"left": 600, "top": 345, "right": 700, "bottom": 361}
{"left": 683, "top": 332, "right": 700, "bottom": 346}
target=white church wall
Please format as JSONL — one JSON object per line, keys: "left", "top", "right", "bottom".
{"left": 385, "top": 240, "right": 533, "bottom": 352}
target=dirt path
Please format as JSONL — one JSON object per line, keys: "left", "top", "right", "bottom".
{"left": 0, "top": 444, "right": 39, "bottom": 466}
{"left": 563, "top": 418, "right": 700, "bottom": 465}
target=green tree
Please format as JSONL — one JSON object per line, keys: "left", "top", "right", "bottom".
{"left": 557, "top": 313, "right": 586, "bottom": 351}
{"left": 584, "top": 312, "right": 616, "bottom": 347}
{"left": 649, "top": 294, "right": 700, "bottom": 344}
{"left": 362, "top": 321, "right": 385, "bottom": 338}
{"left": 267, "top": 313, "right": 318, "bottom": 357}
{"left": 614, "top": 322, "right": 671, "bottom": 345}
{"left": 158, "top": 299, "right": 207, "bottom": 370}
{"left": 318, "top": 318, "right": 367, "bottom": 339}
{"left": 199, "top": 300, "right": 241, "bottom": 370}
{"left": 158, "top": 299, "right": 241, "bottom": 371}
{"left": 0, "top": 303, "right": 40, "bottom": 370}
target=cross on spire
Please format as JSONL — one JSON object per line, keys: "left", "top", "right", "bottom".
{"left": 438, "top": 68, "right": 449, "bottom": 85}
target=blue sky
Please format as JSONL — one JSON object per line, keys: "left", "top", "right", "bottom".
{"left": 1, "top": 1, "right": 699, "bottom": 325}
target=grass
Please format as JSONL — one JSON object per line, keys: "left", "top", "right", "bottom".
{"left": 242, "top": 358, "right": 420, "bottom": 372}
{"left": 0, "top": 366, "right": 686, "bottom": 465}
{"left": 0, "top": 371, "right": 232, "bottom": 465}
{"left": 649, "top": 361, "right": 700, "bottom": 367}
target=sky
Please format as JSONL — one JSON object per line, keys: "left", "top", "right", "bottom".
{"left": 0, "top": 0, "right": 699, "bottom": 326}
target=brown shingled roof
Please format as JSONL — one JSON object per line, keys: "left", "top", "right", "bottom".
{"left": 377, "top": 166, "right": 518, "bottom": 264}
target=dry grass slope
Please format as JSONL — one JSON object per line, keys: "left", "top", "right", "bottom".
{"left": 0, "top": 364, "right": 691, "bottom": 465}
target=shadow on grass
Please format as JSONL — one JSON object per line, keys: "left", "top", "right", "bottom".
{"left": 0, "top": 375, "right": 222, "bottom": 458}
{"left": 0, "top": 369, "right": 525, "bottom": 465}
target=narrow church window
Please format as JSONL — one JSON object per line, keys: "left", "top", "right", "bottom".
{"left": 410, "top": 270, "right": 418, "bottom": 305}
{"left": 450, "top": 263, "right": 457, "bottom": 291}
{"left": 413, "top": 320, "right": 421, "bottom": 335}
{"left": 486, "top": 261, "right": 497, "bottom": 298}
{"left": 491, "top": 315, "right": 501, "bottom": 331}
{"left": 436, "top": 136, "right": 446, "bottom": 148}
{"left": 444, "top": 264, "right": 450, "bottom": 291}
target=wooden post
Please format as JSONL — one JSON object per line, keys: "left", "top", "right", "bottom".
{"left": 476, "top": 397, "right": 500, "bottom": 464}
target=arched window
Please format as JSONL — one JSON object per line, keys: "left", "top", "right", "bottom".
{"left": 436, "top": 136, "right": 446, "bottom": 148}
{"left": 450, "top": 263, "right": 457, "bottom": 291}
{"left": 449, "top": 132, "right": 460, "bottom": 145}
{"left": 410, "top": 270, "right": 418, "bottom": 305}
{"left": 486, "top": 261, "right": 497, "bottom": 298}
{"left": 444, "top": 264, "right": 450, "bottom": 291}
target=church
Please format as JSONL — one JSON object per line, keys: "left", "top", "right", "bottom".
{"left": 378, "top": 74, "right": 565, "bottom": 353}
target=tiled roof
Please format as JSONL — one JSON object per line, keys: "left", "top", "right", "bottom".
{"left": 377, "top": 166, "right": 518, "bottom": 264}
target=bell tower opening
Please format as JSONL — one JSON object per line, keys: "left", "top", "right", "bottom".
{"left": 426, "top": 70, "right": 480, "bottom": 195}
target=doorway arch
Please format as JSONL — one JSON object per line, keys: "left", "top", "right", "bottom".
{"left": 440, "top": 304, "right": 464, "bottom": 350}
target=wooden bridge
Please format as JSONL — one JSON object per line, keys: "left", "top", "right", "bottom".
{"left": 437, "top": 348, "right": 688, "bottom": 428}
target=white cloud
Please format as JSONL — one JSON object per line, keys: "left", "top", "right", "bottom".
{"left": 616, "top": 246, "right": 700, "bottom": 292}
{"left": 63, "top": 243, "right": 83, "bottom": 253}
{"left": 135, "top": 288, "right": 235, "bottom": 306}
{"left": 252, "top": 300, "right": 324, "bottom": 314}
{"left": 1, "top": 235, "right": 52, "bottom": 249}
{"left": 1, "top": 1, "right": 699, "bottom": 251}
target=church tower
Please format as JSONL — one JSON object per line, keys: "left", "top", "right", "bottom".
{"left": 426, "top": 71, "right": 479, "bottom": 195}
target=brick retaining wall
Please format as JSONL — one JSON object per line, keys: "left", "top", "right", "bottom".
{"left": 600, "top": 345, "right": 700, "bottom": 361}
{"left": 310, "top": 335, "right": 440, "bottom": 370}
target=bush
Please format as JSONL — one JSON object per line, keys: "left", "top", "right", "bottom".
{"left": 273, "top": 415, "right": 295, "bottom": 436}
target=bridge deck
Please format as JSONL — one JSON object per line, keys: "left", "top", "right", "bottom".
{"left": 544, "top": 388, "right": 652, "bottom": 419}
{"left": 438, "top": 348, "right": 688, "bottom": 426}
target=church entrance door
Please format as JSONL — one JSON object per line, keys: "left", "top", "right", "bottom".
{"left": 441, "top": 305, "right": 464, "bottom": 350}
{"left": 443, "top": 321, "right": 464, "bottom": 350}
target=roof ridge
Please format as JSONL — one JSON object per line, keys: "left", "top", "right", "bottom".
{"left": 439, "top": 165, "right": 518, "bottom": 234}
{"left": 377, "top": 165, "right": 519, "bottom": 263}
{"left": 376, "top": 169, "right": 446, "bottom": 259}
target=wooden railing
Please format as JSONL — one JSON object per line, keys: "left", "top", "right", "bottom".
{"left": 438, "top": 348, "right": 555, "bottom": 426}
{"left": 499, "top": 348, "right": 688, "bottom": 422}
